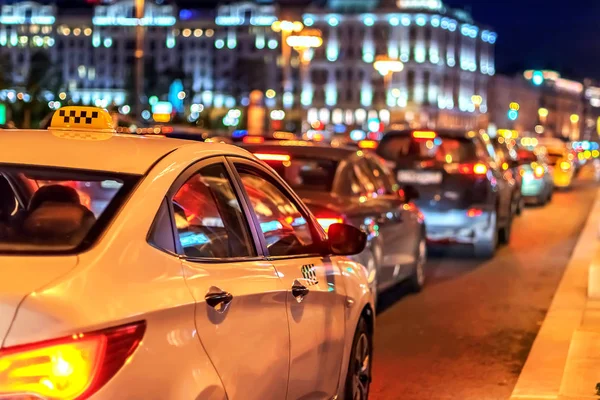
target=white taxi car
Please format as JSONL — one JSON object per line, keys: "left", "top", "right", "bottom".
{"left": 0, "top": 107, "right": 374, "bottom": 400}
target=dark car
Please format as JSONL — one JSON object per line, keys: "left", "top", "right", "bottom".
{"left": 492, "top": 138, "right": 524, "bottom": 215}
{"left": 376, "top": 129, "right": 517, "bottom": 258}
{"left": 240, "top": 140, "right": 427, "bottom": 299}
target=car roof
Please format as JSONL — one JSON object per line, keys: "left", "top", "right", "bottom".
{"left": 0, "top": 129, "right": 245, "bottom": 174}
{"left": 240, "top": 140, "right": 361, "bottom": 161}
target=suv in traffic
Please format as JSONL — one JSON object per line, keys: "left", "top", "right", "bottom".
{"left": 377, "top": 129, "right": 517, "bottom": 258}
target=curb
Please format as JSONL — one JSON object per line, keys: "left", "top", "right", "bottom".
{"left": 510, "top": 187, "right": 600, "bottom": 400}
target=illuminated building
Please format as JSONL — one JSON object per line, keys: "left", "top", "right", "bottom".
{"left": 301, "top": 0, "right": 497, "bottom": 129}
{"left": 487, "top": 70, "right": 597, "bottom": 141}
{"left": 0, "top": 0, "right": 497, "bottom": 131}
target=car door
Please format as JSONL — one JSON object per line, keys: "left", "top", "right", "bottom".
{"left": 355, "top": 157, "right": 415, "bottom": 281}
{"left": 475, "top": 136, "right": 511, "bottom": 222}
{"left": 365, "top": 155, "right": 421, "bottom": 280}
{"left": 229, "top": 157, "right": 347, "bottom": 400}
{"left": 165, "top": 158, "right": 290, "bottom": 400}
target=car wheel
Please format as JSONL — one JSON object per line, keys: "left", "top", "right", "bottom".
{"left": 474, "top": 211, "right": 497, "bottom": 259}
{"left": 516, "top": 195, "right": 524, "bottom": 216}
{"left": 499, "top": 208, "right": 513, "bottom": 245}
{"left": 409, "top": 236, "right": 427, "bottom": 292}
{"left": 344, "top": 317, "right": 372, "bottom": 400}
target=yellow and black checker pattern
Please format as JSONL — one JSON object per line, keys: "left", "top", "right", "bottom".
{"left": 49, "top": 106, "right": 114, "bottom": 132}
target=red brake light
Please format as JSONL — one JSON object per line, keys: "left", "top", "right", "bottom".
{"left": 317, "top": 217, "right": 343, "bottom": 233}
{"left": 161, "top": 126, "right": 174, "bottom": 134}
{"left": 412, "top": 131, "right": 437, "bottom": 139}
{"left": 466, "top": 208, "right": 483, "bottom": 218}
{"left": 452, "top": 163, "right": 488, "bottom": 175}
{"left": 243, "top": 136, "right": 265, "bottom": 144}
{"left": 0, "top": 321, "right": 145, "bottom": 400}
{"left": 254, "top": 153, "right": 291, "bottom": 162}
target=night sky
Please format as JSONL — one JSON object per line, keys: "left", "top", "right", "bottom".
{"left": 445, "top": 0, "right": 600, "bottom": 81}
{"left": 38, "top": 0, "right": 600, "bottom": 81}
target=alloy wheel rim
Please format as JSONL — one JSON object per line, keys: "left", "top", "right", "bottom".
{"left": 352, "top": 332, "right": 370, "bottom": 400}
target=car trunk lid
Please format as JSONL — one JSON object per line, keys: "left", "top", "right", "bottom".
{"left": 0, "top": 255, "right": 77, "bottom": 346}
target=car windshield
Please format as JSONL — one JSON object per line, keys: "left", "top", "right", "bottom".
{"left": 378, "top": 135, "right": 478, "bottom": 166}
{"left": 262, "top": 157, "right": 338, "bottom": 192}
{"left": 0, "top": 166, "right": 138, "bottom": 253}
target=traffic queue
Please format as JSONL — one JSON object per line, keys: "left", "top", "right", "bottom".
{"left": 0, "top": 106, "right": 579, "bottom": 400}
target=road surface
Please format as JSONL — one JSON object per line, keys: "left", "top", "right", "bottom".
{"left": 371, "top": 168, "right": 598, "bottom": 400}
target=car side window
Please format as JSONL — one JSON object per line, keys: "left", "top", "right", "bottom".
{"left": 366, "top": 157, "right": 397, "bottom": 195}
{"left": 236, "top": 166, "right": 317, "bottom": 257}
{"left": 337, "top": 162, "right": 364, "bottom": 196}
{"left": 171, "top": 163, "right": 255, "bottom": 259}
{"left": 353, "top": 160, "right": 377, "bottom": 196}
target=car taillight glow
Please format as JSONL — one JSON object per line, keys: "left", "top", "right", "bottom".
{"left": 243, "top": 136, "right": 265, "bottom": 144}
{"left": 254, "top": 153, "right": 291, "bottom": 162}
{"left": 412, "top": 131, "right": 437, "bottom": 139}
{"left": 358, "top": 140, "right": 378, "bottom": 149}
{"left": 473, "top": 163, "right": 488, "bottom": 175}
{"left": 466, "top": 208, "right": 483, "bottom": 218}
{"left": 533, "top": 164, "right": 545, "bottom": 179}
{"left": 0, "top": 321, "right": 145, "bottom": 400}
{"left": 317, "top": 217, "right": 343, "bottom": 232}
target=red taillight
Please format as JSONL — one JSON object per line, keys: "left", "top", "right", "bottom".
{"left": 161, "top": 126, "right": 174, "bottom": 134}
{"left": 452, "top": 163, "right": 488, "bottom": 175}
{"left": 0, "top": 321, "right": 146, "bottom": 400}
{"left": 254, "top": 153, "right": 291, "bottom": 162}
{"left": 466, "top": 208, "right": 483, "bottom": 218}
{"left": 412, "top": 131, "right": 437, "bottom": 139}
{"left": 243, "top": 136, "right": 265, "bottom": 144}
{"left": 317, "top": 217, "right": 343, "bottom": 233}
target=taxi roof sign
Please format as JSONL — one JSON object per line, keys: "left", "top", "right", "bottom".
{"left": 49, "top": 106, "right": 114, "bottom": 132}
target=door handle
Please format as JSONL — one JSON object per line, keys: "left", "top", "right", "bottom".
{"left": 291, "top": 279, "right": 309, "bottom": 303}
{"left": 205, "top": 286, "right": 233, "bottom": 312}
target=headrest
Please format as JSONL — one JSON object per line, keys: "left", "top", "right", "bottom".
{"left": 23, "top": 202, "right": 95, "bottom": 242}
{"left": 29, "top": 184, "right": 81, "bottom": 211}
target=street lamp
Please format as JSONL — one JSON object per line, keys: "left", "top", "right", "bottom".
{"left": 134, "top": 0, "right": 145, "bottom": 120}
{"left": 373, "top": 56, "right": 404, "bottom": 102}
{"left": 272, "top": 20, "right": 304, "bottom": 103}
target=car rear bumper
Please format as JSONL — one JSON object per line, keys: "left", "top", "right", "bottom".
{"left": 554, "top": 172, "right": 573, "bottom": 188}
{"left": 421, "top": 208, "right": 494, "bottom": 245}
{"left": 521, "top": 178, "right": 546, "bottom": 197}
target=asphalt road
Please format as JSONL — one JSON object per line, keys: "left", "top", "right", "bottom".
{"left": 370, "top": 168, "right": 598, "bottom": 400}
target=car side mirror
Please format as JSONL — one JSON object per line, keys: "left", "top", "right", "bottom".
{"left": 327, "top": 223, "right": 367, "bottom": 256}
{"left": 403, "top": 185, "right": 420, "bottom": 202}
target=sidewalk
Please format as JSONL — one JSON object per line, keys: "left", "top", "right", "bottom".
{"left": 510, "top": 185, "right": 600, "bottom": 400}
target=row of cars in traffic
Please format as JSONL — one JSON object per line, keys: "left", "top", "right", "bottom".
{"left": 0, "top": 106, "right": 578, "bottom": 399}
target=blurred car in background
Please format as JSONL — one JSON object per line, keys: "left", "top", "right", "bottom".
{"left": 240, "top": 140, "right": 427, "bottom": 299}
{"left": 516, "top": 148, "right": 554, "bottom": 205}
{"left": 377, "top": 129, "right": 517, "bottom": 258}
{"left": 492, "top": 137, "right": 524, "bottom": 216}
{"left": 545, "top": 147, "right": 575, "bottom": 189}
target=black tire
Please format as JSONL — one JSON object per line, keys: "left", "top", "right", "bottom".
{"left": 516, "top": 196, "right": 524, "bottom": 216}
{"left": 344, "top": 317, "right": 372, "bottom": 400}
{"left": 499, "top": 210, "right": 512, "bottom": 245}
{"left": 408, "top": 236, "right": 427, "bottom": 292}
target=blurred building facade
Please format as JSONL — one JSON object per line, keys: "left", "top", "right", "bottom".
{"left": 488, "top": 70, "right": 600, "bottom": 142}
{"left": 302, "top": 0, "right": 496, "bottom": 130}
{"left": 0, "top": 0, "right": 497, "bottom": 131}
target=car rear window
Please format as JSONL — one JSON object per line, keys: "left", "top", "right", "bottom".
{"left": 0, "top": 165, "right": 138, "bottom": 254}
{"left": 378, "top": 135, "right": 478, "bottom": 166}
{"left": 261, "top": 157, "right": 338, "bottom": 192}
{"left": 546, "top": 152, "right": 563, "bottom": 165}
{"left": 517, "top": 150, "right": 538, "bottom": 164}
